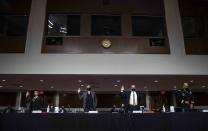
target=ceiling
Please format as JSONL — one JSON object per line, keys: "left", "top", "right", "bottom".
{"left": 0, "top": 74, "right": 208, "bottom": 93}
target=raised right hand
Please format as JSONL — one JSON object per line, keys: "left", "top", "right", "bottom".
{"left": 121, "top": 85, "right": 125, "bottom": 92}
{"left": 77, "top": 88, "right": 81, "bottom": 93}
{"left": 26, "top": 91, "right": 30, "bottom": 97}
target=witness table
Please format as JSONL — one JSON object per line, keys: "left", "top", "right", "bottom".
{"left": 1, "top": 112, "right": 208, "bottom": 131}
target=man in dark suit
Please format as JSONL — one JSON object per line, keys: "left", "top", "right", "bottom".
{"left": 26, "top": 91, "right": 43, "bottom": 111}
{"left": 111, "top": 105, "right": 118, "bottom": 113}
{"left": 78, "top": 85, "right": 97, "bottom": 112}
{"left": 119, "top": 104, "right": 126, "bottom": 113}
{"left": 120, "top": 85, "right": 141, "bottom": 112}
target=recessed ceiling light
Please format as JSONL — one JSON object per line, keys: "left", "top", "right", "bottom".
{"left": 173, "top": 86, "right": 177, "bottom": 90}
{"left": 2, "top": 80, "right": 6, "bottom": 82}
{"left": 190, "top": 80, "right": 194, "bottom": 83}
{"left": 114, "top": 85, "right": 118, "bottom": 87}
{"left": 202, "top": 85, "right": 206, "bottom": 88}
{"left": 78, "top": 80, "right": 82, "bottom": 83}
{"left": 19, "top": 85, "right": 23, "bottom": 88}
{"left": 50, "top": 86, "right": 54, "bottom": 89}
{"left": 116, "top": 80, "right": 120, "bottom": 83}
{"left": 0, "top": 85, "right": 3, "bottom": 88}
{"left": 40, "top": 80, "right": 44, "bottom": 82}
{"left": 154, "top": 80, "right": 159, "bottom": 83}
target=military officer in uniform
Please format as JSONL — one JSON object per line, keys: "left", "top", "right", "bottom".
{"left": 177, "top": 82, "right": 194, "bottom": 112}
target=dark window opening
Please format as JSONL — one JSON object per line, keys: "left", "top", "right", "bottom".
{"left": 181, "top": 17, "right": 204, "bottom": 38}
{"left": 132, "top": 16, "right": 165, "bottom": 37}
{"left": 91, "top": 15, "right": 121, "bottom": 36}
{"left": 47, "top": 14, "right": 80, "bottom": 36}
{"left": 102, "top": 0, "right": 111, "bottom": 5}
{"left": 0, "top": 14, "right": 28, "bottom": 36}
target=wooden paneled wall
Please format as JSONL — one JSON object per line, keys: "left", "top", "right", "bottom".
{"left": 179, "top": 0, "right": 208, "bottom": 55}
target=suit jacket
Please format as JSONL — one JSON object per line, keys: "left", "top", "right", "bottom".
{"left": 120, "top": 91, "right": 141, "bottom": 106}
{"left": 176, "top": 88, "right": 194, "bottom": 105}
{"left": 31, "top": 96, "right": 43, "bottom": 111}
{"left": 78, "top": 91, "right": 97, "bottom": 110}
{"left": 26, "top": 95, "right": 32, "bottom": 111}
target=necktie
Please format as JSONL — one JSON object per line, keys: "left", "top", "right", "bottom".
{"left": 133, "top": 92, "right": 135, "bottom": 106}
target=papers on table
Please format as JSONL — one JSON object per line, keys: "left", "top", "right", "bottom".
{"left": 132, "top": 110, "right": 142, "bottom": 113}
{"left": 32, "top": 110, "right": 42, "bottom": 113}
{"left": 88, "top": 111, "right": 98, "bottom": 113}
{"left": 202, "top": 109, "right": 208, "bottom": 112}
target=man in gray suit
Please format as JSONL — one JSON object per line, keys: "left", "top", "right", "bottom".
{"left": 77, "top": 85, "right": 97, "bottom": 112}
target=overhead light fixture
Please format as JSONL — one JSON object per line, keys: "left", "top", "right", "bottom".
{"left": 190, "top": 80, "right": 194, "bottom": 83}
{"left": 2, "top": 80, "right": 6, "bottom": 82}
{"left": 0, "top": 85, "right": 3, "bottom": 88}
{"left": 59, "top": 30, "right": 67, "bottom": 34}
{"left": 116, "top": 80, "right": 120, "bottom": 83}
{"left": 50, "top": 86, "right": 54, "bottom": 89}
{"left": 60, "top": 27, "right": 67, "bottom": 30}
{"left": 40, "top": 80, "right": 44, "bottom": 82}
{"left": 202, "top": 85, "right": 206, "bottom": 88}
{"left": 173, "top": 86, "right": 177, "bottom": 90}
{"left": 114, "top": 85, "right": 118, "bottom": 87}
{"left": 48, "top": 20, "right": 54, "bottom": 25}
{"left": 48, "top": 25, "right": 53, "bottom": 29}
{"left": 19, "top": 85, "right": 23, "bottom": 88}
{"left": 81, "top": 85, "right": 84, "bottom": 87}
{"left": 154, "top": 80, "right": 159, "bottom": 83}
{"left": 78, "top": 80, "right": 82, "bottom": 83}
{"left": 144, "top": 86, "right": 147, "bottom": 89}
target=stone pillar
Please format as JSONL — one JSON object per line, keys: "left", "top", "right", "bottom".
{"left": 145, "top": 92, "right": 151, "bottom": 111}
{"left": 164, "top": 0, "right": 186, "bottom": 55}
{"left": 25, "top": 0, "right": 47, "bottom": 55}
{"left": 171, "top": 92, "right": 177, "bottom": 107}
{"left": 54, "top": 92, "right": 60, "bottom": 107}
{"left": 16, "top": 91, "right": 22, "bottom": 110}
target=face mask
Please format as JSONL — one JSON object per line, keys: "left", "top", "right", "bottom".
{"left": 131, "top": 88, "right": 135, "bottom": 91}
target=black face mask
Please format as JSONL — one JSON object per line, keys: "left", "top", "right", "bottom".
{"left": 87, "top": 88, "right": 91, "bottom": 91}
{"left": 131, "top": 89, "right": 135, "bottom": 91}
